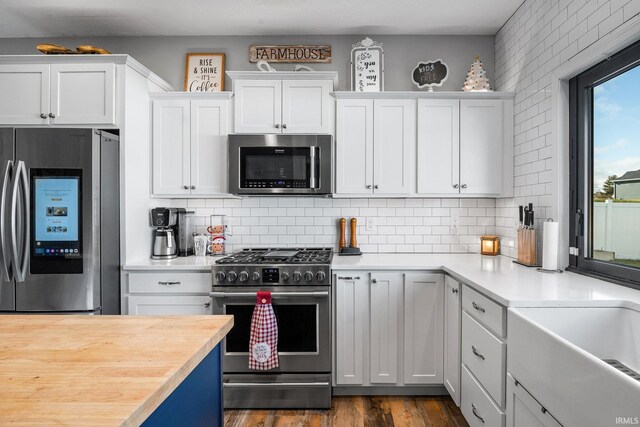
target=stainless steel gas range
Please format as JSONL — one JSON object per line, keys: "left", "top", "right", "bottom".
{"left": 210, "top": 248, "right": 332, "bottom": 409}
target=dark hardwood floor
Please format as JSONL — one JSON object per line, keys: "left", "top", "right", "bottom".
{"left": 224, "top": 396, "right": 469, "bottom": 426}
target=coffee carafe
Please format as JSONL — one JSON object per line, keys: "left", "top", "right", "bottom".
{"left": 150, "top": 208, "right": 178, "bottom": 259}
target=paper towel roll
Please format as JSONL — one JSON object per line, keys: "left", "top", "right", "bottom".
{"left": 542, "top": 221, "right": 559, "bottom": 271}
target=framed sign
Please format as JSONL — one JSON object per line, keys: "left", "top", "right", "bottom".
{"left": 411, "top": 59, "right": 449, "bottom": 91}
{"left": 351, "top": 38, "right": 384, "bottom": 92}
{"left": 184, "top": 53, "right": 225, "bottom": 92}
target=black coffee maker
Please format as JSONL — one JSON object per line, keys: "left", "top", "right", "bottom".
{"left": 150, "top": 208, "right": 178, "bottom": 259}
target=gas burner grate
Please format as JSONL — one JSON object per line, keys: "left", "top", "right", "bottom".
{"left": 603, "top": 359, "right": 640, "bottom": 382}
{"left": 215, "top": 247, "right": 332, "bottom": 265}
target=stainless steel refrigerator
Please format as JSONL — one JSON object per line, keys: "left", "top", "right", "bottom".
{"left": 0, "top": 128, "right": 120, "bottom": 314}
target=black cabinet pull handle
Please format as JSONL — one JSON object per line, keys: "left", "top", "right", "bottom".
{"left": 472, "top": 301, "right": 486, "bottom": 313}
{"left": 472, "top": 345, "right": 485, "bottom": 360}
{"left": 471, "top": 404, "right": 485, "bottom": 423}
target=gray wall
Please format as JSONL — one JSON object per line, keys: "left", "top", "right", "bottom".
{"left": 0, "top": 35, "right": 494, "bottom": 91}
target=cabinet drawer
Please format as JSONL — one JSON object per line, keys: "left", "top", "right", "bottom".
{"left": 128, "top": 272, "right": 211, "bottom": 294}
{"left": 462, "top": 364, "right": 505, "bottom": 427}
{"left": 462, "top": 285, "right": 505, "bottom": 337}
{"left": 462, "top": 311, "right": 505, "bottom": 407}
{"left": 128, "top": 295, "right": 213, "bottom": 315}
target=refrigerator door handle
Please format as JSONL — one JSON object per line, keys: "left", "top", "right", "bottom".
{"left": 0, "top": 160, "right": 14, "bottom": 282}
{"left": 11, "top": 161, "right": 28, "bottom": 283}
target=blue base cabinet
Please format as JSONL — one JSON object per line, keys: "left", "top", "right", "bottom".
{"left": 142, "top": 344, "right": 223, "bottom": 427}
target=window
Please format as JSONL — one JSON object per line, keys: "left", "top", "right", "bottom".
{"left": 569, "top": 40, "right": 640, "bottom": 288}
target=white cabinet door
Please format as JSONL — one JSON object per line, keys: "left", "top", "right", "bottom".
{"left": 373, "top": 99, "right": 416, "bottom": 194}
{"left": 336, "top": 99, "right": 374, "bottom": 194}
{"left": 0, "top": 64, "right": 50, "bottom": 125}
{"left": 234, "top": 80, "right": 282, "bottom": 133}
{"left": 190, "top": 99, "right": 229, "bottom": 195}
{"left": 50, "top": 63, "right": 115, "bottom": 125}
{"left": 403, "top": 273, "right": 444, "bottom": 384}
{"left": 281, "top": 80, "right": 332, "bottom": 134}
{"left": 128, "top": 295, "right": 213, "bottom": 315}
{"left": 444, "top": 275, "right": 462, "bottom": 405}
{"left": 506, "top": 374, "right": 562, "bottom": 427}
{"left": 335, "top": 273, "right": 368, "bottom": 385}
{"left": 370, "top": 272, "right": 402, "bottom": 384}
{"left": 417, "top": 99, "right": 460, "bottom": 195}
{"left": 460, "top": 99, "right": 503, "bottom": 195}
{"left": 152, "top": 99, "right": 191, "bottom": 196}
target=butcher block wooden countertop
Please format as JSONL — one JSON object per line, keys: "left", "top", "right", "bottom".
{"left": 0, "top": 315, "right": 233, "bottom": 426}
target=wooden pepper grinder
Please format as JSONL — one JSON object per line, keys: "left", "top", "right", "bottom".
{"left": 350, "top": 218, "right": 358, "bottom": 249}
{"left": 339, "top": 217, "right": 346, "bottom": 250}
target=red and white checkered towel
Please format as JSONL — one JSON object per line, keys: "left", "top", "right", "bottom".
{"left": 249, "top": 291, "right": 279, "bottom": 370}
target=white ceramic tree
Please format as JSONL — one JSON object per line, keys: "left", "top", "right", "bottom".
{"left": 463, "top": 56, "right": 492, "bottom": 91}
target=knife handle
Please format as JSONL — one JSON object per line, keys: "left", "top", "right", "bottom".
{"left": 350, "top": 218, "right": 358, "bottom": 248}
{"left": 339, "top": 218, "right": 346, "bottom": 250}
{"left": 519, "top": 206, "right": 523, "bottom": 224}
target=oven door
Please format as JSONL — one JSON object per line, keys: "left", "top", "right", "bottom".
{"left": 210, "top": 286, "right": 331, "bottom": 373}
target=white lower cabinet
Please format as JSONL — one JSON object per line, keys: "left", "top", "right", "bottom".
{"left": 443, "top": 275, "right": 461, "bottom": 405}
{"left": 506, "top": 374, "right": 562, "bottom": 427}
{"left": 334, "top": 271, "right": 443, "bottom": 387}
{"left": 124, "top": 271, "right": 212, "bottom": 315}
{"left": 335, "top": 274, "right": 367, "bottom": 385}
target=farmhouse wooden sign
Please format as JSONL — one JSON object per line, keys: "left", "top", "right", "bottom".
{"left": 249, "top": 45, "right": 332, "bottom": 63}
{"left": 184, "top": 53, "right": 225, "bottom": 92}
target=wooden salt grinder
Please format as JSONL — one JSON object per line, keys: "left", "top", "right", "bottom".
{"left": 339, "top": 217, "right": 346, "bottom": 250}
{"left": 350, "top": 218, "right": 358, "bottom": 248}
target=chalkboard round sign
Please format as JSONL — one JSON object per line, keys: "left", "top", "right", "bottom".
{"left": 412, "top": 59, "right": 449, "bottom": 90}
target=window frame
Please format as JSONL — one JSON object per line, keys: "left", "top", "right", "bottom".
{"left": 569, "top": 40, "right": 640, "bottom": 290}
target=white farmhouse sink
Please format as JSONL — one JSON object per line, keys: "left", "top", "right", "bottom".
{"left": 509, "top": 305, "right": 640, "bottom": 427}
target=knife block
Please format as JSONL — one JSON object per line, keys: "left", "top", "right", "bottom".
{"left": 517, "top": 228, "right": 537, "bottom": 266}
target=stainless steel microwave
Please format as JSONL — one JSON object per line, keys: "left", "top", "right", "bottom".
{"left": 228, "top": 134, "right": 332, "bottom": 195}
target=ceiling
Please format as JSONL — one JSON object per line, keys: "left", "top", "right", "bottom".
{"left": 0, "top": 0, "right": 524, "bottom": 38}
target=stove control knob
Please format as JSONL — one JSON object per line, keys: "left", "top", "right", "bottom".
{"left": 292, "top": 271, "right": 302, "bottom": 282}
{"left": 227, "top": 271, "right": 238, "bottom": 282}
{"left": 304, "top": 271, "right": 314, "bottom": 282}
{"left": 281, "top": 272, "right": 290, "bottom": 281}
{"left": 238, "top": 271, "right": 249, "bottom": 282}
{"left": 316, "top": 271, "right": 326, "bottom": 282}
{"left": 251, "top": 272, "right": 261, "bottom": 281}
{"left": 215, "top": 271, "right": 226, "bottom": 282}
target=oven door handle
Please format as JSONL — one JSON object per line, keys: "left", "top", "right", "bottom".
{"left": 210, "top": 291, "right": 328, "bottom": 298}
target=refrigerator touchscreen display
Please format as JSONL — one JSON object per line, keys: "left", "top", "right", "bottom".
{"left": 32, "top": 171, "right": 82, "bottom": 258}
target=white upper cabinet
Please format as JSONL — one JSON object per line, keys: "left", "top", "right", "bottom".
{"left": 229, "top": 72, "right": 336, "bottom": 134}
{"left": 190, "top": 99, "right": 229, "bottom": 195}
{"left": 460, "top": 99, "right": 504, "bottom": 195}
{"left": 282, "top": 80, "right": 333, "bottom": 134}
{"left": 374, "top": 100, "right": 416, "bottom": 194}
{"left": 50, "top": 63, "right": 115, "bottom": 125}
{"left": 0, "top": 62, "right": 115, "bottom": 125}
{"left": 0, "top": 64, "right": 49, "bottom": 125}
{"left": 335, "top": 99, "right": 373, "bottom": 194}
{"left": 152, "top": 95, "right": 231, "bottom": 197}
{"left": 416, "top": 96, "right": 513, "bottom": 198}
{"left": 152, "top": 99, "right": 191, "bottom": 196}
{"left": 234, "top": 80, "right": 282, "bottom": 133}
{"left": 417, "top": 99, "right": 460, "bottom": 195}
{"left": 336, "top": 98, "right": 416, "bottom": 196}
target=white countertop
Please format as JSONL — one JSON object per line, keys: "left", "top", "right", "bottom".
{"left": 124, "top": 253, "right": 640, "bottom": 309}
{"left": 124, "top": 256, "right": 225, "bottom": 271}
{"left": 333, "top": 253, "right": 640, "bottom": 308}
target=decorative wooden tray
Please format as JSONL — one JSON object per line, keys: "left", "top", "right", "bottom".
{"left": 36, "top": 44, "right": 111, "bottom": 55}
